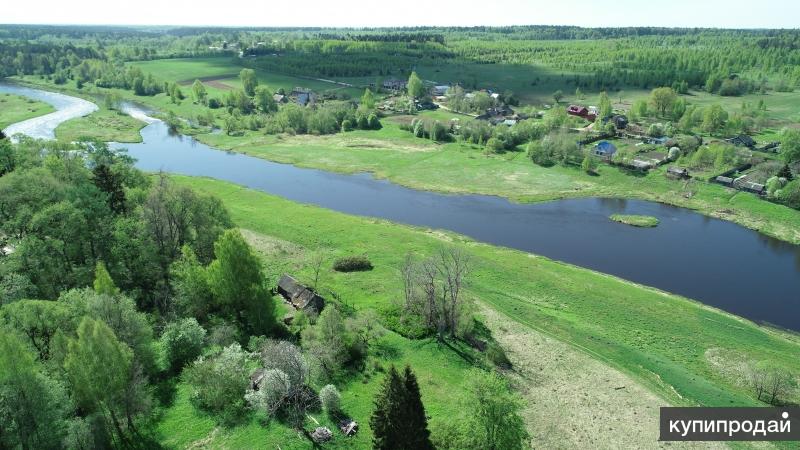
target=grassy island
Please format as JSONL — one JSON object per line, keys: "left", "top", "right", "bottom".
{"left": 610, "top": 214, "right": 660, "bottom": 227}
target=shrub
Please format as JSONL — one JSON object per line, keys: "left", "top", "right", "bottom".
{"left": 184, "top": 343, "right": 251, "bottom": 425}
{"left": 333, "top": 255, "right": 373, "bottom": 272}
{"left": 319, "top": 384, "right": 341, "bottom": 415}
{"left": 161, "top": 318, "right": 207, "bottom": 373}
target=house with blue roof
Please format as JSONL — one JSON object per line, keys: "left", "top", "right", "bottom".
{"left": 594, "top": 141, "right": 617, "bottom": 159}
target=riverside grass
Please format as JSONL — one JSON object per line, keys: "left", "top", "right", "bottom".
{"left": 175, "top": 175, "right": 800, "bottom": 408}
{"left": 0, "top": 92, "right": 54, "bottom": 129}
{"left": 163, "top": 174, "right": 800, "bottom": 449}
{"left": 610, "top": 214, "right": 660, "bottom": 227}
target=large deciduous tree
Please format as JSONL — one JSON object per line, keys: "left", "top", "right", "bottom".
{"left": 407, "top": 71, "right": 425, "bottom": 99}
{"left": 206, "top": 229, "right": 275, "bottom": 336}
{"left": 239, "top": 69, "right": 258, "bottom": 96}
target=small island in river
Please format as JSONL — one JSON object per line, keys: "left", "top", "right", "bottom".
{"left": 610, "top": 214, "right": 660, "bottom": 227}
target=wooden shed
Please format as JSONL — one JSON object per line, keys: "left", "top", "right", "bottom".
{"left": 666, "top": 167, "right": 690, "bottom": 179}
{"left": 277, "top": 274, "right": 325, "bottom": 314}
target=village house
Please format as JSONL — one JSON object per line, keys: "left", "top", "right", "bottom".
{"left": 726, "top": 134, "right": 756, "bottom": 148}
{"left": 382, "top": 78, "right": 406, "bottom": 91}
{"left": 431, "top": 85, "right": 450, "bottom": 96}
{"left": 593, "top": 141, "right": 617, "bottom": 159}
{"left": 567, "top": 104, "right": 597, "bottom": 121}
{"left": 289, "top": 87, "right": 316, "bottom": 107}
{"left": 277, "top": 274, "right": 325, "bottom": 314}
{"left": 273, "top": 93, "right": 287, "bottom": 103}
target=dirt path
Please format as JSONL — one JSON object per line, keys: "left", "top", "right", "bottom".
{"left": 478, "top": 304, "right": 728, "bottom": 449}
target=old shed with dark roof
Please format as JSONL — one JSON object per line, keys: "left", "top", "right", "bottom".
{"left": 277, "top": 274, "right": 325, "bottom": 314}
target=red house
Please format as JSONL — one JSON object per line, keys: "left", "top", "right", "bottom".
{"left": 567, "top": 104, "right": 596, "bottom": 121}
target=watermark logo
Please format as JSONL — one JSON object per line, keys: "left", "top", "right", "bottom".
{"left": 660, "top": 407, "right": 800, "bottom": 441}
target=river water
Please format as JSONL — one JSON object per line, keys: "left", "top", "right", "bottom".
{"left": 2, "top": 81, "right": 799, "bottom": 331}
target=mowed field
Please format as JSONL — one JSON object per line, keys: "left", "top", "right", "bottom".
{"left": 130, "top": 57, "right": 364, "bottom": 98}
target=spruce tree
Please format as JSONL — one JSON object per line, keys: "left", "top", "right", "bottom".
{"left": 401, "top": 365, "right": 434, "bottom": 450}
{"left": 370, "top": 365, "right": 434, "bottom": 450}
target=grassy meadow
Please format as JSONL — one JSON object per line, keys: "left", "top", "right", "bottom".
{"left": 177, "top": 175, "right": 800, "bottom": 404}
{"left": 0, "top": 92, "right": 54, "bottom": 129}
{"left": 55, "top": 107, "right": 146, "bottom": 143}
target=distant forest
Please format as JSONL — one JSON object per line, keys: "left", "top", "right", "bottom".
{"left": 2, "top": 25, "right": 800, "bottom": 93}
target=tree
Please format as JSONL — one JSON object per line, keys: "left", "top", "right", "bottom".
{"left": 93, "top": 261, "right": 119, "bottom": 296}
{"left": 255, "top": 340, "right": 313, "bottom": 428}
{"left": 254, "top": 85, "right": 277, "bottom": 113}
{"left": 650, "top": 87, "right": 678, "bottom": 117}
{"left": 361, "top": 88, "right": 376, "bottom": 110}
{"left": 552, "top": 90, "right": 564, "bottom": 104}
{"left": 192, "top": 79, "right": 207, "bottom": 105}
{"left": 461, "top": 369, "right": 529, "bottom": 450}
{"left": 309, "top": 251, "right": 325, "bottom": 290}
{"left": 630, "top": 99, "right": 649, "bottom": 120}
{"left": 370, "top": 365, "right": 434, "bottom": 450}
{"left": 0, "top": 331, "right": 71, "bottom": 450}
{"left": 780, "top": 128, "right": 800, "bottom": 164}
{"left": 206, "top": 229, "right": 275, "bottom": 335}
{"left": 598, "top": 91, "right": 612, "bottom": 118}
{"left": 407, "top": 72, "right": 425, "bottom": 99}
{"left": 702, "top": 104, "right": 729, "bottom": 134}
{"left": 0, "top": 138, "right": 14, "bottom": 176}
{"left": 582, "top": 155, "right": 598, "bottom": 174}
{"left": 302, "top": 305, "right": 351, "bottom": 376}
{"left": 319, "top": 384, "right": 341, "bottom": 415}
{"left": 161, "top": 318, "right": 206, "bottom": 373}
{"left": 64, "top": 317, "right": 135, "bottom": 445}
{"left": 184, "top": 343, "right": 250, "bottom": 425}
{"left": 239, "top": 69, "right": 258, "bottom": 96}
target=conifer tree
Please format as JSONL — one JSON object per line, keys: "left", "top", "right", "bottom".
{"left": 370, "top": 365, "right": 434, "bottom": 450}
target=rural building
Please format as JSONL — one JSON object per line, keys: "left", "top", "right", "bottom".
{"left": 734, "top": 176, "right": 767, "bottom": 195}
{"left": 382, "top": 78, "right": 406, "bottom": 91}
{"left": 431, "top": 85, "right": 450, "bottom": 96}
{"left": 726, "top": 134, "right": 756, "bottom": 148}
{"left": 604, "top": 114, "right": 628, "bottom": 129}
{"left": 273, "top": 93, "right": 287, "bottom": 103}
{"left": 339, "top": 420, "right": 359, "bottom": 437}
{"left": 277, "top": 274, "right": 325, "bottom": 314}
{"left": 666, "top": 166, "right": 690, "bottom": 179}
{"left": 594, "top": 141, "right": 617, "bottom": 159}
{"left": 567, "top": 104, "right": 597, "bottom": 121}
{"left": 715, "top": 176, "right": 734, "bottom": 186}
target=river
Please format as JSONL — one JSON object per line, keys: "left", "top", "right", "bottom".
{"left": 2, "top": 81, "right": 799, "bottom": 331}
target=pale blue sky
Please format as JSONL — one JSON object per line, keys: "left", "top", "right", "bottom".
{"left": 4, "top": 0, "right": 799, "bottom": 28}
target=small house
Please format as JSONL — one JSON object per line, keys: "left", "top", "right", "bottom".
{"left": 431, "top": 85, "right": 450, "bottom": 96}
{"left": 594, "top": 141, "right": 617, "bottom": 159}
{"left": 273, "top": 93, "right": 287, "bottom": 103}
{"left": 382, "top": 78, "right": 406, "bottom": 91}
{"left": 611, "top": 114, "right": 628, "bottom": 130}
{"left": 666, "top": 166, "right": 690, "bottom": 179}
{"left": 726, "top": 134, "right": 756, "bottom": 148}
{"left": 277, "top": 274, "right": 325, "bottom": 314}
{"left": 734, "top": 177, "right": 766, "bottom": 195}
{"left": 567, "top": 104, "right": 596, "bottom": 121}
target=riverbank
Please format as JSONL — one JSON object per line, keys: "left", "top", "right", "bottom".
{"left": 0, "top": 92, "right": 54, "bottom": 129}
{"left": 175, "top": 175, "right": 800, "bottom": 411}
{"left": 13, "top": 76, "right": 800, "bottom": 245}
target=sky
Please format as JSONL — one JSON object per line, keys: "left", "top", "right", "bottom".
{"left": 4, "top": 0, "right": 800, "bottom": 29}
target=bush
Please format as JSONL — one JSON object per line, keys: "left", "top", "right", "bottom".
{"left": 333, "top": 255, "right": 373, "bottom": 272}
{"left": 184, "top": 343, "right": 251, "bottom": 425}
{"left": 319, "top": 384, "right": 341, "bottom": 415}
{"left": 161, "top": 318, "right": 207, "bottom": 373}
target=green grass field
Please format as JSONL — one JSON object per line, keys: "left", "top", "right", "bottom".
{"left": 0, "top": 92, "right": 54, "bottom": 129}
{"left": 55, "top": 107, "right": 146, "bottom": 143}
{"left": 130, "top": 57, "right": 364, "bottom": 98}
{"left": 151, "top": 174, "right": 800, "bottom": 448}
